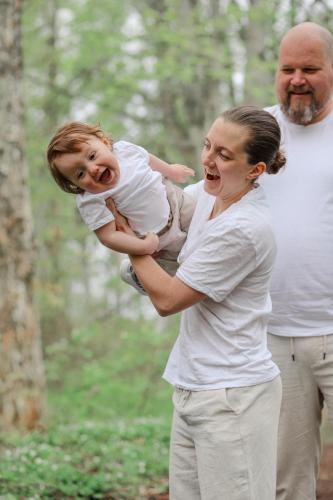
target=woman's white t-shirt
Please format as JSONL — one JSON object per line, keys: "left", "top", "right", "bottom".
{"left": 163, "top": 185, "right": 280, "bottom": 390}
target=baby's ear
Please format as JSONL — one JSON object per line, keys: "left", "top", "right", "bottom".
{"left": 98, "top": 134, "right": 113, "bottom": 149}
{"left": 101, "top": 136, "right": 112, "bottom": 148}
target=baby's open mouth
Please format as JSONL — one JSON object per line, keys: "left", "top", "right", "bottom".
{"left": 99, "top": 168, "right": 112, "bottom": 183}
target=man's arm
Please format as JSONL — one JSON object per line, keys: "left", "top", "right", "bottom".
{"left": 95, "top": 221, "right": 159, "bottom": 255}
{"left": 149, "top": 154, "right": 195, "bottom": 183}
{"left": 129, "top": 254, "right": 205, "bottom": 316}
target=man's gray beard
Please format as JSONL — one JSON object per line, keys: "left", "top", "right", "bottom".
{"left": 280, "top": 97, "right": 319, "bottom": 125}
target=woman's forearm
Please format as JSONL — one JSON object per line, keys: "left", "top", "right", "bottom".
{"left": 129, "top": 254, "right": 204, "bottom": 315}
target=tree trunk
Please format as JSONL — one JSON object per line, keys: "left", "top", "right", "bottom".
{"left": 137, "top": 0, "right": 234, "bottom": 172}
{"left": 0, "top": 0, "right": 46, "bottom": 431}
{"left": 243, "top": 0, "right": 279, "bottom": 106}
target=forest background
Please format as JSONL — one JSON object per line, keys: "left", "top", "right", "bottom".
{"left": 1, "top": 0, "right": 333, "bottom": 498}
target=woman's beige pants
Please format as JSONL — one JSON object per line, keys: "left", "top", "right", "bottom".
{"left": 169, "top": 376, "right": 282, "bottom": 500}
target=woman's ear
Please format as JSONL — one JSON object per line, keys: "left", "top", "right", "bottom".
{"left": 246, "top": 162, "right": 266, "bottom": 181}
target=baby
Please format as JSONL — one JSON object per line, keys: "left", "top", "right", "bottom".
{"left": 47, "top": 122, "right": 196, "bottom": 293}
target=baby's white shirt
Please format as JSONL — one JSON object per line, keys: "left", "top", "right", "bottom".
{"left": 76, "top": 141, "right": 170, "bottom": 235}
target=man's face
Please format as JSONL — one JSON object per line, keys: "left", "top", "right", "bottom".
{"left": 276, "top": 34, "right": 333, "bottom": 125}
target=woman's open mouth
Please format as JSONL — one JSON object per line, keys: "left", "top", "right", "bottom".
{"left": 206, "top": 171, "right": 220, "bottom": 181}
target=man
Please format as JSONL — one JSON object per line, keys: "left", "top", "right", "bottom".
{"left": 261, "top": 22, "right": 333, "bottom": 500}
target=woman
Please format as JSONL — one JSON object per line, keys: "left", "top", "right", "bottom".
{"left": 114, "top": 106, "right": 285, "bottom": 500}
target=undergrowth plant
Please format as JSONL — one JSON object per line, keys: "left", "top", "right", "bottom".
{"left": 0, "top": 315, "right": 177, "bottom": 499}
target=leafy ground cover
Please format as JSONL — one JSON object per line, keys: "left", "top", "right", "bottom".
{"left": 0, "top": 315, "right": 177, "bottom": 499}
{"left": 0, "top": 418, "right": 170, "bottom": 498}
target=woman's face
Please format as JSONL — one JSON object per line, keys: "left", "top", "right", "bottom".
{"left": 201, "top": 118, "right": 256, "bottom": 199}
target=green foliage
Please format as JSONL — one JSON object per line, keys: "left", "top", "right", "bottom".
{"left": 0, "top": 315, "right": 176, "bottom": 498}
{"left": 0, "top": 418, "right": 169, "bottom": 498}
{"left": 46, "top": 315, "right": 176, "bottom": 421}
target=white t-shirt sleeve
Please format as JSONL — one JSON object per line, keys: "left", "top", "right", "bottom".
{"left": 116, "top": 140, "right": 150, "bottom": 164}
{"left": 176, "top": 224, "right": 256, "bottom": 302}
{"left": 76, "top": 194, "right": 114, "bottom": 231}
{"left": 184, "top": 180, "right": 204, "bottom": 201}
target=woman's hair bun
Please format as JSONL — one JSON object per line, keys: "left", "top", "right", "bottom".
{"left": 267, "top": 150, "right": 286, "bottom": 175}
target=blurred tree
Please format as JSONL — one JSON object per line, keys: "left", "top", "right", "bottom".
{"left": 23, "top": 0, "right": 73, "bottom": 341}
{"left": 242, "top": 0, "right": 280, "bottom": 105}
{"left": 133, "top": 0, "right": 237, "bottom": 170}
{"left": 0, "top": 0, "right": 45, "bottom": 431}
{"left": 20, "top": 0, "right": 333, "bottom": 343}
{"left": 23, "top": 0, "right": 133, "bottom": 338}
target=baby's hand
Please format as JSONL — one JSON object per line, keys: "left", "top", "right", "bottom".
{"left": 168, "top": 164, "right": 195, "bottom": 183}
{"left": 143, "top": 232, "right": 159, "bottom": 255}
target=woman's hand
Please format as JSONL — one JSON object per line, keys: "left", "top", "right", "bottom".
{"left": 105, "top": 197, "right": 134, "bottom": 235}
{"left": 105, "top": 197, "right": 159, "bottom": 254}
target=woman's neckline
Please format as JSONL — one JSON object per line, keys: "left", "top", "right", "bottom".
{"left": 209, "top": 183, "right": 258, "bottom": 220}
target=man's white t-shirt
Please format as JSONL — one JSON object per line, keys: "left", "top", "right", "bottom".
{"left": 76, "top": 141, "right": 170, "bottom": 235}
{"left": 163, "top": 185, "right": 279, "bottom": 390}
{"left": 261, "top": 105, "right": 333, "bottom": 337}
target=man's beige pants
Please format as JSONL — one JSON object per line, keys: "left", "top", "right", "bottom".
{"left": 169, "top": 377, "right": 282, "bottom": 500}
{"left": 267, "top": 333, "right": 333, "bottom": 500}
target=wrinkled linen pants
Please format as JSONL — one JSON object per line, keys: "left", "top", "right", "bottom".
{"left": 169, "top": 377, "right": 282, "bottom": 500}
{"left": 268, "top": 333, "right": 333, "bottom": 500}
